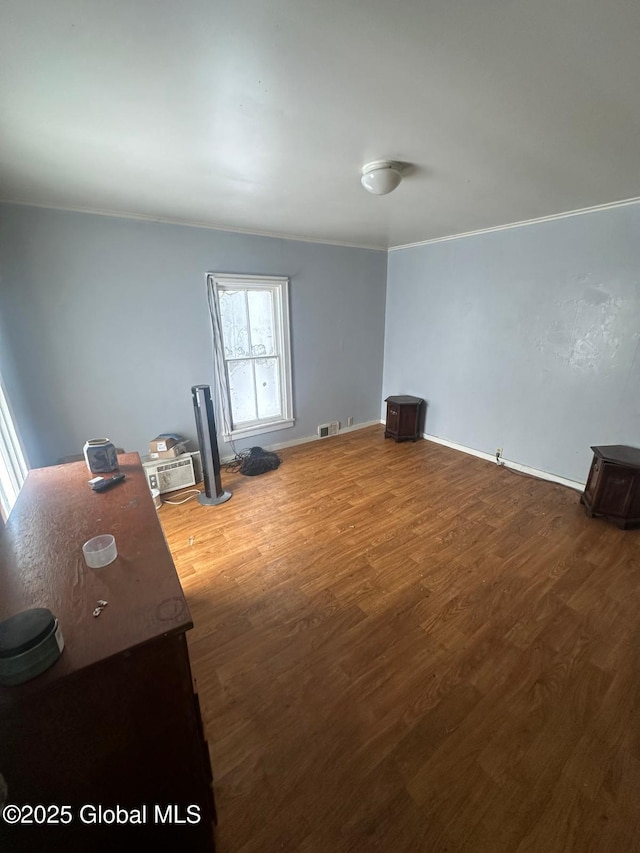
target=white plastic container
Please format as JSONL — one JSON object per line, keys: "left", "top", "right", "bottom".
{"left": 82, "top": 534, "right": 117, "bottom": 568}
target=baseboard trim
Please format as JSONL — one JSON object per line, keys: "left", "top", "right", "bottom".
{"left": 220, "top": 420, "right": 381, "bottom": 462}
{"left": 421, "top": 431, "right": 585, "bottom": 492}
{"left": 222, "top": 420, "right": 586, "bottom": 491}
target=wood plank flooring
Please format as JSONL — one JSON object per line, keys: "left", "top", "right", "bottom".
{"left": 159, "top": 426, "right": 640, "bottom": 852}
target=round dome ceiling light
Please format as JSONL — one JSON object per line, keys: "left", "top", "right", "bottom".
{"left": 361, "top": 160, "right": 403, "bottom": 195}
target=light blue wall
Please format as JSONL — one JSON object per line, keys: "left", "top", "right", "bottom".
{"left": 0, "top": 204, "right": 387, "bottom": 468}
{"left": 383, "top": 204, "right": 640, "bottom": 484}
{"left": 4, "top": 201, "right": 638, "bottom": 482}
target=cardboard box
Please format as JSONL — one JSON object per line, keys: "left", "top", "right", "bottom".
{"left": 148, "top": 442, "right": 188, "bottom": 460}
{"left": 149, "top": 434, "right": 184, "bottom": 454}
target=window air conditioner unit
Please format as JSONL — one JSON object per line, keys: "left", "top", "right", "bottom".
{"left": 142, "top": 452, "right": 201, "bottom": 495}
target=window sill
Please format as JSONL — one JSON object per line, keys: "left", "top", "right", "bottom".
{"left": 223, "top": 418, "right": 295, "bottom": 442}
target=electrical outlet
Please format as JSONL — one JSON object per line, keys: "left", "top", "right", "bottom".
{"left": 347, "top": 416, "right": 354, "bottom": 427}
{"left": 495, "top": 447, "right": 503, "bottom": 463}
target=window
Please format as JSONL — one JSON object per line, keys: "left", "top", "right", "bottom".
{"left": 207, "top": 274, "right": 294, "bottom": 440}
{"left": 0, "top": 377, "right": 28, "bottom": 519}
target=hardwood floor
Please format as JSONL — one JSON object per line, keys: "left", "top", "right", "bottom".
{"left": 159, "top": 426, "right": 640, "bottom": 852}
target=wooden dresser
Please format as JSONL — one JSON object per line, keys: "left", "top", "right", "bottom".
{"left": 0, "top": 454, "right": 215, "bottom": 851}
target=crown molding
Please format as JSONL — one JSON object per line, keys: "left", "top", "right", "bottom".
{"left": 389, "top": 195, "right": 640, "bottom": 252}
{"left": 0, "top": 198, "right": 386, "bottom": 252}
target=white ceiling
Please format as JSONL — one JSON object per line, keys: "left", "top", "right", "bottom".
{"left": 2, "top": 0, "right": 640, "bottom": 250}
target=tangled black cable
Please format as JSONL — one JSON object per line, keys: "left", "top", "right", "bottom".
{"left": 224, "top": 446, "right": 282, "bottom": 476}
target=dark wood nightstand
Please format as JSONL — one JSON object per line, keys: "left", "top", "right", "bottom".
{"left": 580, "top": 445, "right": 640, "bottom": 529}
{"left": 384, "top": 396, "right": 424, "bottom": 442}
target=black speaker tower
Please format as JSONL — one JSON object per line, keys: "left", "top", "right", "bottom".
{"left": 191, "top": 384, "right": 232, "bottom": 506}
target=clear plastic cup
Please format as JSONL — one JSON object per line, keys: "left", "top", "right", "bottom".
{"left": 82, "top": 534, "right": 117, "bottom": 568}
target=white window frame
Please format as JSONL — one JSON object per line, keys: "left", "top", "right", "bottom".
{"left": 210, "top": 273, "right": 294, "bottom": 441}
{"left": 0, "top": 376, "right": 28, "bottom": 519}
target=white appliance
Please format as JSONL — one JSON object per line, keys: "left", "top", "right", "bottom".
{"left": 142, "top": 451, "right": 202, "bottom": 495}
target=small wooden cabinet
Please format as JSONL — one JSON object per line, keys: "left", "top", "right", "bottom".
{"left": 384, "top": 396, "right": 424, "bottom": 442}
{"left": 581, "top": 445, "right": 640, "bottom": 529}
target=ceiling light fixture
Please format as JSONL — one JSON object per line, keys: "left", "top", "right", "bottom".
{"left": 361, "top": 160, "right": 403, "bottom": 195}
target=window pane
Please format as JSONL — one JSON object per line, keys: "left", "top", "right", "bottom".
{"left": 219, "top": 289, "right": 250, "bottom": 357}
{"left": 255, "top": 358, "right": 281, "bottom": 419}
{"left": 228, "top": 360, "right": 256, "bottom": 425}
{"left": 247, "top": 289, "right": 275, "bottom": 356}
{"left": 211, "top": 273, "right": 292, "bottom": 437}
{"left": 0, "top": 380, "right": 28, "bottom": 517}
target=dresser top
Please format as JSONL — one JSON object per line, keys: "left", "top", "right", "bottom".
{"left": 385, "top": 395, "right": 424, "bottom": 405}
{"left": 591, "top": 445, "right": 640, "bottom": 468}
{"left": 0, "top": 453, "right": 191, "bottom": 702}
